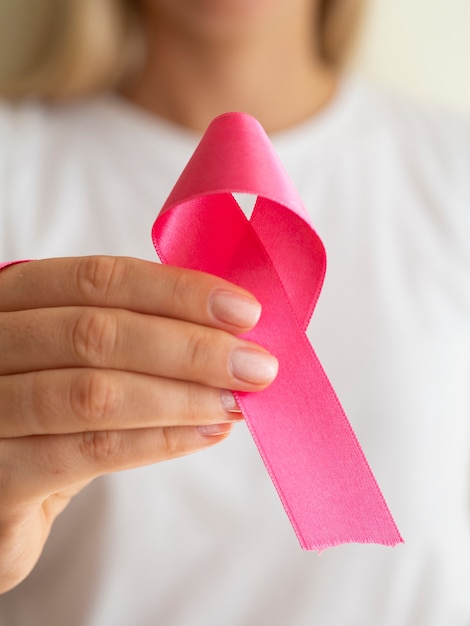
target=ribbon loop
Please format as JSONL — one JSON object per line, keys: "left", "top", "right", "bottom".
{"left": 152, "top": 112, "right": 402, "bottom": 550}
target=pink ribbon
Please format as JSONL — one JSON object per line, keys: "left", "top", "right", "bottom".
{"left": 0, "top": 261, "right": 30, "bottom": 271}
{"left": 153, "top": 112, "right": 402, "bottom": 550}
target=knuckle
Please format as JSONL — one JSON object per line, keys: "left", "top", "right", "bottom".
{"left": 69, "top": 370, "right": 121, "bottom": 427}
{"left": 79, "top": 430, "right": 124, "bottom": 468}
{"left": 168, "top": 270, "right": 192, "bottom": 314}
{"left": 184, "top": 383, "right": 205, "bottom": 423}
{"left": 159, "top": 427, "right": 182, "bottom": 458}
{"left": 71, "top": 309, "right": 118, "bottom": 366}
{"left": 75, "top": 256, "right": 122, "bottom": 303}
{"left": 186, "top": 327, "right": 213, "bottom": 374}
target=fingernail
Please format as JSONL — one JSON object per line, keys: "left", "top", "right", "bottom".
{"left": 209, "top": 289, "right": 262, "bottom": 328}
{"left": 221, "top": 390, "right": 242, "bottom": 413}
{"left": 230, "top": 348, "right": 279, "bottom": 385}
{"left": 198, "top": 423, "right": 234, "bottom": 437}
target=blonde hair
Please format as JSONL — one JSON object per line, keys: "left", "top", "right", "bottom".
{"left": 0, "top": 0, "right": 363, "bottom": 100}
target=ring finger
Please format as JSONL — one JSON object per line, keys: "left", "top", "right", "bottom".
{"left": 0, "top": 368, "right": 242, "bottom": 438}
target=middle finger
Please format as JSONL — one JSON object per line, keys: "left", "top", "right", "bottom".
{"left": 0, "top": 307, "right": 279, "bottom": 390}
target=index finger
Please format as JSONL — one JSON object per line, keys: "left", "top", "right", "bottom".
{"left": 0, "top": 256, "right": 262, "bottom": 333}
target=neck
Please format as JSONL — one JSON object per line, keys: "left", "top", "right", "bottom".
{"left": 123, "top": 2, "right": 337, "bottom": 133}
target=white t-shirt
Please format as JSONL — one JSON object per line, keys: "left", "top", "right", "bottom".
{"left": 0, "top": 78, "right": 469, "bottom": 626}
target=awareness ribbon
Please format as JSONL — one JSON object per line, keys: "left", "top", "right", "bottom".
{"left": 152, "top": 112, "right": 402, "bottom": 550}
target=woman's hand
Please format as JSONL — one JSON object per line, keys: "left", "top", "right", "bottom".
{"left": 0, "top": 256, "right": 278, "bottom": 593}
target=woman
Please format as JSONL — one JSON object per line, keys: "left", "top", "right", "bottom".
{"left": 0, "top": 1, "right": 469, "bottom": 624}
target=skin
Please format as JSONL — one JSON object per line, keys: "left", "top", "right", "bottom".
{"left": 0, "top": 0, "right": 336, "bottom": 593}
{"left": 126, "top": 0, "right": 336, "bottom": 132}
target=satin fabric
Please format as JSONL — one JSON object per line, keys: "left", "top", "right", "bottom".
{"left": 152, "top": 112, "right": 402, "bottom": 550}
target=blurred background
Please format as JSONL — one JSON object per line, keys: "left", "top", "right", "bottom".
{"left": 0, "top": 0, "right": 468, "bottom": 113}
{"left": 351, "top": 0, "right": 470, "bottom": 113}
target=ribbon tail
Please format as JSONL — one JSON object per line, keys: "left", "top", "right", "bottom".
{"left": 153, "top": 192, "right": 403, "bottom": 550}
